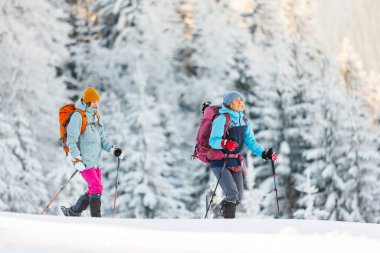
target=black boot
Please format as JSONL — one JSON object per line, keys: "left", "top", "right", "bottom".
{"left": 61, "top": 193, "right": 89, "bottom": 217}
{"left": 89, "top": 194, "right": 102, "bottom": 217}
{"left": 222, "top": 201, "right": 237, "bottom": 219}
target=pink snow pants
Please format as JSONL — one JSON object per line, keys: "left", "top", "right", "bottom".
{"left": 80, "top": 167, "right": 103, "bottom": 196}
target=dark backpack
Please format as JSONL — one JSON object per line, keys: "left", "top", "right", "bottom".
{"left": 191, "top": 102, "right": 231, "bottom": 163}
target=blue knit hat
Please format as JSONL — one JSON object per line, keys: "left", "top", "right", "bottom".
{"left": 223, "top": 91, "right": 244, "bottom": 106}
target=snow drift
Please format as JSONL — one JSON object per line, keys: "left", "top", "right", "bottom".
{"left": 1, "top": 212, "right": 380, "bottom": 253}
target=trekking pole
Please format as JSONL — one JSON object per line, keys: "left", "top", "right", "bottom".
{"left": 112, "top": 158, "right": 121, "bottom": 218}
{"left": 268, "top": 148, "right": 281, "bottom": 219}
{"left": 41, "top": 170, "right": 78, "bottom": 215}
{"left": 204, "top": 153, "right": 230, "bottom": 219}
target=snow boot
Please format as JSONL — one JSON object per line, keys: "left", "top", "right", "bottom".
{"left": 61, "top": 193, "right": 89, "bottom": 217}
{"left": 89, "top": 193, "right": 101, "bottom": 217}
{"left": 61, "top": 206, "right": 81, "bottom": 216}
{"left": 222, "top": 201, "right": 237, "bottom": 219}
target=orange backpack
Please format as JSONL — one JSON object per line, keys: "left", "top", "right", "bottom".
{"left": 59, "top": 103, "right": 87, "bottom": 156}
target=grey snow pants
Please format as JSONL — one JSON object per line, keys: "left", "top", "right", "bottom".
{"left": 211, "top": 167, "right": 243, "bottom": 204}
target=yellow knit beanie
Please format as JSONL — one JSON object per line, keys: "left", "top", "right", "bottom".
{"left": 82, "top": 87, "right": 100, "bottom": 103}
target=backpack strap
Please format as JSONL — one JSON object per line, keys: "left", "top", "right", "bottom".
{"left": 222, "top": 113, "right": 231, "bottom": 139}
{"left": 74, "top": 109, "right": 87, "bottom": 134}
{"left": 243, "top": 114, "right": 248, "bottom": 125}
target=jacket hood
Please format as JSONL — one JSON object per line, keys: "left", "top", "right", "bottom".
{"left": 75, "top": 99, "right": 87, "bottom": 111}
{"left": 75, "top": 99, "right": 97, "bottom": 116}
{"left": 75, "top": 99, "right": 101, "bottom": 125}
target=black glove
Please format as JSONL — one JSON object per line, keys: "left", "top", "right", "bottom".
{"left": 111, "top": 147, "right": 124, "bottom": 159}
{"left": 262, "top": 148, "right": 274, "bottom": 161}
{"left": 114, "top": 148, "right": 123, "bottom": 157}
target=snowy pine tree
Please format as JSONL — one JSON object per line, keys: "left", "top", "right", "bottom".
{"left": 0, "top": 0, "right": 73, "bottom": 214}
{"left": 330, "top": 40, "right": 380, "bottom": 222}
{"left": 81, "top": 0, "right": 197, "bottom": 217}
{"left": 1, "top": 0, "right": 380, "bottom": 222}
{"left": 240, "top": 0, "right": 290, "bottom": 217}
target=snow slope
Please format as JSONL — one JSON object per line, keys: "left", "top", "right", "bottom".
{"left": 1, "top": 212, "right": 379, "bottom": 253}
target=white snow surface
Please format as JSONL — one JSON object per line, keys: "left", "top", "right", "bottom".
{"left": 1, "top": 212, "right": 380, "bottom": 253}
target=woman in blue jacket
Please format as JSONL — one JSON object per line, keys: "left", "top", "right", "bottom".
{"left": 62, "top": 87, "right": 124, "bottom": 217}
{"left": 209, "top": 91, "right": 277, "bottom": 218}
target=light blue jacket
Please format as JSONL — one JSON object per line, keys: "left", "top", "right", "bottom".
{"left": 66, "top": 99, "right": 113, "bottom": 169}
{"left": 209, "top": 105, "right": 264, "bottom": 158}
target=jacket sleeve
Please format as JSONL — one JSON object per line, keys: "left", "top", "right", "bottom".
{"left": 99, "top": 120, "right": 113, "bottom": 152}
{"left": 66, "top": 112, "right": 82, "bottom": 159}
{"left": 244, "top": 119, "right": 264, "bottom": 157}
{"left": 209, "top": 115, "right": 226, "bottom": 150}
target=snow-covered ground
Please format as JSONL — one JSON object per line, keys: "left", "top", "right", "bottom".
{"left": 1, "top": 212, "right": 380, "bottom": 253}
